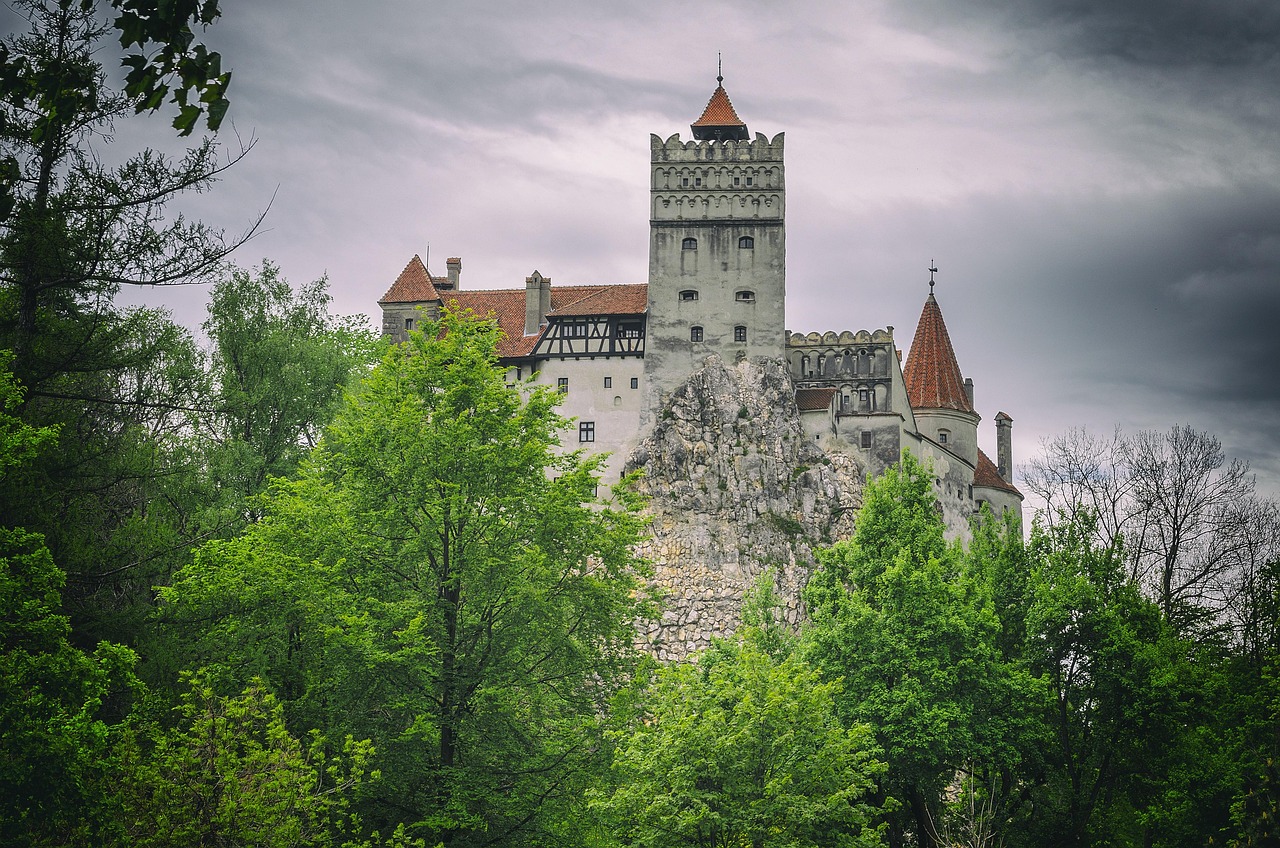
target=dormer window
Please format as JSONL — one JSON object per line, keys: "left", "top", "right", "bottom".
{"left": 682, "top": 237, "right": 698, "bottom": 250}
{"left": 679, "top": 290, "right": 699, "bottom": 302}
{"left": 736, "top": 290, "right": 755, "bottom": 303}
{"left": 738, "top": 236, "right": 754, "bottom": 249}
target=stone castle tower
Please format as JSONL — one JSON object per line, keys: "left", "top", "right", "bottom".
{"left": 643, "top": 79, "right": 786, "bottom": 419}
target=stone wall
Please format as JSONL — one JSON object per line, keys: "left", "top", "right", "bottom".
{"left": 625, "top": 355, "right": 864, "bottom": 660}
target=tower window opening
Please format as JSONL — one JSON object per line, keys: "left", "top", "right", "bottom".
{"left": 734, "top": 325, "right": 747, "bottom": 343}
{"left": 604, "top": 377, "right": 612, "bottom": 388}
{"left": 630, "top": 377, "right": 639, "bottom": 389}
{"left": 690, "top": 326, "right": 704, "bottom": 343}
{"left": 938, "top": 429, "right": 949, "bottom": 444}
{"left": 739, "top": 236, "right": 754, "bottom": 249}
{"left": 734, "top": 176, "right": 741, "bottom": 186}
{"left": 679, "top": 289, "right": 699, "bottom": 302}
{"left": 695, "top": 177, "right": 702, "bottom": 187}
{"left": 681, "top": 176, "right": 689, "bottom": 187}
{"left": 682, "top": 237, "right": 698, "bottom": 250}
{"left": 736, "top": 290, "right": 755, "bottom": 303}
{"left": 861, "top": 431, "right": 873, "bottom": 449}
{"left": 746, "top": 176, "right": 753, "bottom": 186}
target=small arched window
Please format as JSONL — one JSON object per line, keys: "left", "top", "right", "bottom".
{"left": 690, "top": 326, "right": 704, "bottom": 342}
{"left": 734, "top": 325, "right": 747, "bottom": 343}
{"left": 736, "top": 290, "right": 755, "bottom": 303}
{"left": 682, "top": 237, "right": 698, "bottom": 250}
{"left": 679, "top": 290, "right": 698, "bottom": 302}
{"left": 739, "top": 236, "right": 754, "bottom": 249}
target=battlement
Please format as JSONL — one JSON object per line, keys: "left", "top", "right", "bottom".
{"left": 650, "top": 132, "right": 785, "bottom": 162}
{"left": 786, "top": 328, "right": 896, "bottom": 346}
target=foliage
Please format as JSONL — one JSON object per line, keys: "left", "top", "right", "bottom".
{"left": 202, "top": 260, "right": 380, "bottom": 502}
{"left": 116, "top": 673, "right": 382, "bottom": 848}
{"left": 804, "top": 453, "right": 1035, "bottom": 848}
{"left": 594, "top": 575, "right": 889, "bottom": 848}
{"left": 164, "top": 306, "right": 652, "bottom": 847}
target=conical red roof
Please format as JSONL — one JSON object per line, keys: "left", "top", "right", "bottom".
{"left": 691, "top": 84, "right": 749, "bottom": 140}
{"left": 379, "top": 255, "right": 442, "bottom": 304}
{"left": 903, "top": 293, "right": 974, "bottom": 413}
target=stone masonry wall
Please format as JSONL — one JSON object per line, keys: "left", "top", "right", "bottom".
{"left": 625, "top": 355, "right": 864, "bottom": 660}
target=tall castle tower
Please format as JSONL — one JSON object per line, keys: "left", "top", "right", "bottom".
{"left": 643, "top": 77, "right": 786, "bottom": 415}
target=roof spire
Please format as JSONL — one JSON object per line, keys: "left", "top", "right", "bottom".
{"left": 928, "top": 259, "right": 938, "bottom": 295}
{"left": 717, "top": 52, "right": 723, "bottom": 85}
{"left": 692, "top": 62, "right": 749, "bottom": 141}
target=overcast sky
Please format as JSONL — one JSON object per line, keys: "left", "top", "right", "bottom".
{"left": 85, "top": 0, "right": 1280, "bottom": 496}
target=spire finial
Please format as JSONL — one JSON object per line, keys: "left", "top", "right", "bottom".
{"left": 717, "top": 53, "right": 723, "bottom": 85}
{"left": 928, "top": 259, "right": 938, "bottom": 294}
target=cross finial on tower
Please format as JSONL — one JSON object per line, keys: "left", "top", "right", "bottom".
{"left": 928, "top": 259, "right": 938, "bottom": 294}
{"left": 717, "top": 53, "right": 723, "bottom": 85}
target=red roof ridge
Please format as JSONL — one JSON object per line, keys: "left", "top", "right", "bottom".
{"left": 903, "top": 293, "right": 975, "bottom": 413}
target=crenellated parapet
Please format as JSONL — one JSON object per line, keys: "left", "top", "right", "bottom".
{"left": 786, "top": 328, "right": 896, "bottom": 346}
{"left": 650, "top": 131, "right": 785, "bottom": 161}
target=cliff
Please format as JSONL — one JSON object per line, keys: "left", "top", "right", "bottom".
{"left": 626, "top": 356, "right": 864, "bottom": 660}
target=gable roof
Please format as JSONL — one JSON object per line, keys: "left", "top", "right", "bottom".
{"left": 379, "top": 255, "right": 446, "bottom": 304}
{"left": 975, "top": 448, "right": 1021, "bottom": 496}
{"left": 548, "top": 284, "right": 648, "bottom": 317}
{"left": 903, "top": 293, "right": 974, "bottom": 413}
{"left": 795, "top": 387, "right": 839, "bottom": 411}
{"left": 442, "top": 284, "right": 648, "bottom": 360}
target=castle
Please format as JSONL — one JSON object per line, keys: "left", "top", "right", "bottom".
{"left": 378, "top": 77, "right": 1022, "bottom": 535}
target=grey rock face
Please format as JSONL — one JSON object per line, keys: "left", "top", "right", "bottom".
{"left": 625, "top": 355, "right": 863, "bottom": 660}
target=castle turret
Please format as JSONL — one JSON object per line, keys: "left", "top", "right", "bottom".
{"left": 643, "top": 75, "right": 786, "bottom": 417}
{"left": 902, "top": 284, "right": 980, "bottom": 467}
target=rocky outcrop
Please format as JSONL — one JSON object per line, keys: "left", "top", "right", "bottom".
{"left": 626, "top": 355, "right": 864, "bottom": 660}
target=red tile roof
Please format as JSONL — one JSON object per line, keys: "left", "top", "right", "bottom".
{"left": 795, "top": 387, "right": 838, "bottom": 411}
{"left": 903, "top": 294, "right": 974, "bottom": 413}
{"left": 692, "top": 85, "right": 746, "bottom": 128}
{"left": 975, "top": 448, "right": 1021, "bottom": 495}
{"left": 548, "top": 284, "right": 648, "bottom": 317}
{"left": 441, "top": 284, "right": 648, "bottom": 360}
{"left": 379, "top": 255, "right": 446, "bottom": 304}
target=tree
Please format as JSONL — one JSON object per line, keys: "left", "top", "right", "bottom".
{"left": 202, "top": 260, "right": 379, "bottom": 503}
{"left": 163, "top": 306, "right": 651, "bottom": 847}
{"left": 803, "top": 454, "right": 1032, "bottom": 848}
{"left": 1024, "top": 425, "right": 1277, "bottom": 635}
{"left": 594, "top": 577, "right": 889, "bottom": 848}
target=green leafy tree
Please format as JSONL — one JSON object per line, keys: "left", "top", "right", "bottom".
{"left": 594, "top": 577, "right": 889, "bottom": 848}
{"left": 202, "top": 260, "right": 379, "bottom": 503}
{"left": 803, "top": 454, "right": 1031, "bottom": 848}
{"left": 164, "top": 306, "right": 651, "bottom": 847}
{"left": 115, "top": 674, "right": 386, "bottom": 848}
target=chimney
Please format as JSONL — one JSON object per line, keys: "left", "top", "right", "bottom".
{"left": 995, "top": 412, "right": 1013, "bottom": 482}
{"left": 525, "top": 271, "right": 549, "bottom": 336}
{"left": 445, "top": 257, "right": 461, "bottom": 290}
{"left": 963, "top": 377, "right": 975, "bottom": 408}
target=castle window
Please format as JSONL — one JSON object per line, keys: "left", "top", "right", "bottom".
{"left": 557, "top": 377, "right": 568, "bottom": 394}
{"left": 579, "top": 421, "right": 595, "bottom": 443}
{"left": 861, "top": 431, "right": 873, "bottom": 449}
{"left": 695, "top": 176, "right": 702, "bottom": 187}
{"left": 404, "top": 317, "right": 414, "bottom": 331}
{"left": 682, "top": 237, "right": 698, "bottom": 250}
{"left": 739, "top": 236, "right": 754, "bottom": 249}
{"left": 681, "top": 176, "right": 689, "bottom": 187}
{"left": 604, "top": 377, "right": 612, "bottom": 388}
{"left": 690, "top": 326, "right": 704, "bottom": 342}
{"left": 859, "top": 388, "right": 869, "bottom": 403}
{"left": 734, "top": 325, "right": 747, "bottom": 343}
{"left": 736, "top": 290, "right": 755, "bottom": 303}
{"left": 734, "top": 176, "right": 741, "bottom": 186}
{"left": 746, "top": 176, "right": 753, "bottom": 186}
{"left": 938, "top": 429, "right": 949, "bottom": 444}
{"left": 630, "top": 377, "right": 639, "bottom": 389}
{"left": 566, "top": 321, "right": 589, "bottom": 337}
{"left": 617, "top": 321, "right": 642, "bottom": 338}
{"left": 679, "top": 289, "right": 699, "bottom": 301}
